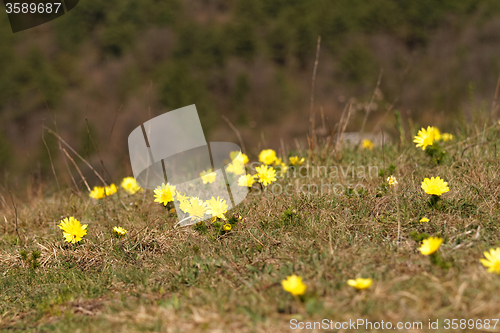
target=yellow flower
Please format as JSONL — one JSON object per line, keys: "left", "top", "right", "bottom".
{"left": 387, "top": 176, "right": 397, "bottom": 186}
{"left": 420, "top": 217, "right": 430, "bottom": 223}
{"left": 226, "top": 161, "right": 246, "bottom": 175}
{"left": 113, "top": 226, "right": 127, "bottom": 236}
{"left": 431, "top": 127, "right": 442, "bottom": 141}
{"left": 279, "top": 162, "right": 288, "bottom": 174}
{"left": 281, "top": 274, "right": 307, "bottom": 296}
{"left": 154, "top": 183, "right": 176, "bottom": 206}
{"left": 185, "top": 197, "right": 207, "bottom": 220}
{"left": 441, "top": 133, "right": 454, "bottom": 142}
{"left": 200, "top": 169, "right": 217, "bottom": 184}
{"left": 347, "top": 278, "right": 373, "bottom": 290}
{"left": 121, "top": 177, "right": 142, "bottom": 195}
{"left": 178, "top": 195, "right": 191, "bottom": 213}
{"left": 255, "top": 165, "right": 277, "bottom": 186}
{"left": 176, "top": 192, "right": 188, "bottom": 203}
{"left": 413, "top": 126, "right": 440, "bottom": 150}
{"left": 230, "top": 151, "right": 249, "bottom": 164}
{"left": 259, "top": 149, "right": 277, "bottom": 165}
{"left": 223, "top": 223, "right": 232, "bottom": 231}
{"left": 105, "top": 183, "right": 117, "bottom": 196}
{"left": 421, "top": 177, "right": 449, "bottom": 196}
{"left": 480, "top": 248, "right": 500, "bottom": 274}
{"left": 238, "top": 174, "right": 255, "bottom": 187}
{"left": 419, "top": 237, "right": 443, "bottom": 255}
{"left": 289, "top": 156, "right": 305, "bottom": 166}
{"left": 206, "top": 196, "right": 228, "bottom": 220}
{"left": 89, "top": 186, "right": 105, "bottom": 200}
{"left": 273, "top": 157, "right": 282, "bottom": 166}
{"left": 58, "top": 217, "right": 88, "bottom": 244}
{"left": 362, "top": 139, "right": 374, "bottom": 150}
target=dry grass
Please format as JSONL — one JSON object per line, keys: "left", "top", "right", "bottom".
{"left": 1, "top": 124, "right": 500, "bottom": 332}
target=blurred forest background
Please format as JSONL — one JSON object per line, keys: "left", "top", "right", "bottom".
{"left": 1, "top": 0, "right": 500, "bottom": 191}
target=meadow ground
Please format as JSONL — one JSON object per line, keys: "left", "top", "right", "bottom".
{"left": 1, "top": 122, "right": 500, "bottom": 332}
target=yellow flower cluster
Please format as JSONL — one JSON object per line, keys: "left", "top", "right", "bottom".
{"left": 61, "top": 133, "right": 500, "bottom": 298}
{"left": 89, "top": 177, "right": 143, "bottom": 199}
{"left": 89, "top": 184, "right": 117, "bottom": 199}
{"left": 225, "top": 151, "right": 249, "bottom": 177}
{"left": 281, "top": 274, "right": 375, "bottom": 296}
{"left": 154, "top": 184, "right": 230, "bottom": 222}
{"left": 105, "top": 184, "right": 117, "bottom": 196}
{"left": 61, "top": 177, "right": 141, "bottom": 242}
{"left": 235, "top": 149, "right": 306, "bottom": 189}
{"left": 57, "top": 217, "right": 129, "bottom": 243}
{"left": 362, "top": 139, "right": 374, "bottom": 150}
{"left": 413, "top": 126, "right": 454, "bottom": 150}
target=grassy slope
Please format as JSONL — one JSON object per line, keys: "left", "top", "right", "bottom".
{"left": 1, "top": 125, "right": 500, "bottom": 332}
